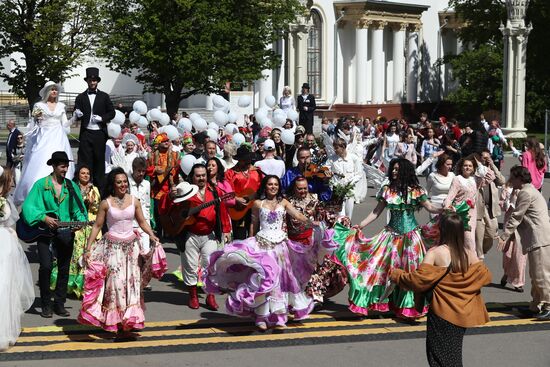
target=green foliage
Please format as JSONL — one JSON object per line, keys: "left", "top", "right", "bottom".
{"left": 0, "top": 0, "right": 100, "bottom": 108}
{"left": 448, "top": 0, "right": 550, "bottom": 130}
{"left": 445, "top": 44, "right": 503, "bottom": 119}
{"left": 96, "top": 0, "right": 305, "bottom": 115}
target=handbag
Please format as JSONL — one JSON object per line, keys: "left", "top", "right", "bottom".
{"left": 414, "top": 265, "right": 451, "bottom": 313}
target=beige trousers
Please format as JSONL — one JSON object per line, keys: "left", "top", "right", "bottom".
{"left": 528, "top": 245, "right": 550, "bottom": 312}
{"left": 475, "top": 210, "right": 498, "bottom": 258}
{"left": 181, "top": 233, "right": 218, "bottom": 287}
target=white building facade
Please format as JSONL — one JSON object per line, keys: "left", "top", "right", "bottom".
{"left": 0, "top": 0, "right": 463, "bottom": 114}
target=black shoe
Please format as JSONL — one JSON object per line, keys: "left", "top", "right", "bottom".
{"left": 40, "top": 305, "right": 53, "bottom": 318}
{"left": 536, "top": 309, "right": 550, "bottom": 321}
{"left": 144, "top": 285, "right": 152, "bottom": 291}
{"left": 500, "top": 275, "right": 507, "bottom": 287}
{"left": 513, "top": 286, "right": 524, "bottom": 293}
{"left": 53, "top": 304, "right": 70, "bottom": 317}
{"left": 517, "top": 307, "right": 537, "bottom": 318}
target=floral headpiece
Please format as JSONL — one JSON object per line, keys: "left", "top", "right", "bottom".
{"left": 182, "top": 132, "right": 193, "bottom": 145}
{"left": 153, "top": 133, "right": 169, "bottom": 145}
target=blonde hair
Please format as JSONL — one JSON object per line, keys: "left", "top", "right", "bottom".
{"left": 41, "top": 85, "right": 60, "bottom": 103}
{"left": 283, "top": 86, "right": 292, "bottom": 97}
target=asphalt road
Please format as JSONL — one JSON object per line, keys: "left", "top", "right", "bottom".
{"left": 4, "top": 156, "right": 550, "bottom": 366}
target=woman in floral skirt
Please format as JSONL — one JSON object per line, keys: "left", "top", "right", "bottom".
{"left": 336, "top": 158, "right": 442, "bottom": 319}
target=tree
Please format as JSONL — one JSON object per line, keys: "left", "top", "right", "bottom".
{"left": 96, "top": 0, "right": 305, "bottom": 116}
{"left": 445, "top": 44, "right": 503, "bottom": 119}
{"left": 0, "top": 0, "right": 100, "bottom": 108}
{"left": 448, "top": 0, "right": 550, "bottom": 130}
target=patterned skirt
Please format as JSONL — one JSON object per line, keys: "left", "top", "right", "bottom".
{"left": 335, "top": 225, "right": 428, "bottom": 318}
{"left": 426, "top": 312, "right": 466, "bottom": 367}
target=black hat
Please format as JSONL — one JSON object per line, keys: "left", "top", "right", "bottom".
{"left": 233, "top": 146, "right": 253, "bottom": 161}
{"left": 46, "top": 151, "right": 73, "bottom": 166}
{"left": 301, "top": 83, "right": 310, "bottom": 90}
{"left": 84, "top": 67, "right": 101, "bottom": 82}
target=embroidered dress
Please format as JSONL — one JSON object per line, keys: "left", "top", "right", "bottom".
{"left": 78, "top": 197, "right": 150, "bottom": 332}
{"left": 206, "top": 203, "right": 314, "bottom": 327}
{"left": 336, "top": 186, "right": 429, "bottom": 318}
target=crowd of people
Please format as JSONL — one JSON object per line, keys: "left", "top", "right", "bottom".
{"left": 1, "top": 67, "right": 550, "bottom": 366}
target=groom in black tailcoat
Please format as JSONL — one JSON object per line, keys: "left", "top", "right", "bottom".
{"left": 297, "top": 82, "right": 316, "bottom": 135}
{"left": 74, "top": 67, "right": 115, "bottom": 190}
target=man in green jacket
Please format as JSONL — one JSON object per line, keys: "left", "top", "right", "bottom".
{"left": 22, "top": 151, "right": 87, "bottom": 318}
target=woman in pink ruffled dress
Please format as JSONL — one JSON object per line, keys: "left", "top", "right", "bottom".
{"left": 78, "top": 167, "right": 161, "bottom": 334}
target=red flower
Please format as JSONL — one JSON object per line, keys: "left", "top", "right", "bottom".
{"left": 465, "top": 199, "right": 474, "bottom": 208}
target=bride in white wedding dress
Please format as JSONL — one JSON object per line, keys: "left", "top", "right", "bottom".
{"left": 0, "top": 166, "right": 34, "bottom": 350}
{"left": 14, "top": 81, "right": 75, "bottom": 205}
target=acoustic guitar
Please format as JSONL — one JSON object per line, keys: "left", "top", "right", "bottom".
{"left": 16, "top": 213, "right": 94, "bottom": 243}
{"left": 228, "top": 187, "right": 257, "bottom": 221}
{"left": 160, "top": 192, "right": 235, "bottom": 236}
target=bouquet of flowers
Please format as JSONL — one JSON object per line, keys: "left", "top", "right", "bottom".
{"left": 329, "top": 181, "right": 355, "bottom": 204}
{"left": 0, "top": 197, "right": 7, "bottom": 219}
{"left": 32, "top": 106, "right": 44, "bottom": 120}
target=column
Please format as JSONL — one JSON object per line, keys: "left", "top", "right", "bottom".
{"left": 258, "top": 43, "right": 273, "bottom": 108}
{"left": 392, "top": 23, "right": 407, "bottom": 102}
{"left": 407, "top": 25, "right": 420, "bottom": 103}
{"left": 355, "top": 20, "right": 370, "bottom": 104}
{"left": 372, "top": 21, "right": 386, "bottom": 103}
{"left": 504, "top": 30, "right": 515, "bottom": 128}
{"left": 295, "top": 27, "right": 309, "bottom": 95}
{"left": 514, "top": 32, "right": 529, "bottom": 129}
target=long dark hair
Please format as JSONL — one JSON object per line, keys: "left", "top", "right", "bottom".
{"left": 387, "top": 158, "right": 420, "bottom": 203}
{"left": 525, "top": 136, "right": 546, "bottom": 169}
{"left": 103, "top": 167, "right": 128, "bottom": 199}
{"left": 439, "top": 213, "right": 469, "bottom": 273}
{"left": 207, "top": 157, "right": 225, "bottom": 183}
{"left": 258, "top": 175, "right": 284, "bottom": 202}
{"left": 73, "top": 163, "right": 91, "bottom": 184}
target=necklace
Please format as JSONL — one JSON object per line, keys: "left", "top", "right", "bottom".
{"left": 113, "top": 195, "right": 125, "bottom": 209}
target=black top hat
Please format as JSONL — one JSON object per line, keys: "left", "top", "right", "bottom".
{"left": 233, "top": 146, "right": 253, "bottom": 161}
{"left": 47, "top": 151, "right": 73, "bottom": 166}
{"left": 84, "top": 67, "right": 101, "bottom": 82}
{"left": 301, "top": 83, "right": 310, "bottom": 90}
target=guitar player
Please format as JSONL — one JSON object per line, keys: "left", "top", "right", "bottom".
{"left": 225, "top": 146, "right": 263, "bottom": 240}
{"left": 21, "top": 151, "right": 87, "bottom": 318}
{"left": 174, "top": 163, "right": 231, "bottom": 310}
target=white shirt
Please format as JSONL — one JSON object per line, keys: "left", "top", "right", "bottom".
{"left": 329, "top": 153, "right": 363, "bottom": 189}
{"left": 255, "top": 156, "right": 286, "bottom": 178}
{"left": 426, "top": 172, "right": 455, "bottom": 207}
{"left": 129, "top": 175, "right": 151, "bottom": 226}
{"left": 86, "top": 92, "right": 100, "bottom": 130}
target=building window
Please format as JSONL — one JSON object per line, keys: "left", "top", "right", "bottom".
{"left": 307, "top": 10, "right": 322, "bottom": 99}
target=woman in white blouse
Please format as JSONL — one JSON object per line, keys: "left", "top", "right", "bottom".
{"left": 426, "top": 154, "right": 455, "bottom": 218}
{"left": 279, "top": 86, "right": 295, "bottom": 113}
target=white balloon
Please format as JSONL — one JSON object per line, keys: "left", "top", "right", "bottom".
{"left": 212, "top": 95, "right": 228, "bottom": 108}
{"left": 265, "top": 95, "right": 276, "bottom": 108}
{"left": 232, "top": 133, "right": 245, "bottom": 146}
{"left": 238, "top": 95, "right": 251, "bottom": 108}
{"left": 107, "top": 123, "right": 121, "bottom": 138}
{"left": 281, "top": 129, "right": 295, "bottom": 145}
{"left": 225, "top": 123, "right": 238, "bottom": 135}
{"left": 150, "top": 108, "right": 162, "bottom": 121}
{"left": 137, "top": 116, "right": 148, "bottom": 128}
{"left": 177, "top": 118, "right": 193, "bottom": 133}
{"left": 159, "top": 113, "right": 170, "bottom": 126}
{"left": 146, "top": 110, "right": 153, "bottom": 122}
{"left": 189, "top": 112, "right": 201, "bottom": 122}
{"left": 157, "top": 126, "right": 165, "bottom": 134}
{"left": 287, "top": 109, "right": 299, "bottom": 122}
{"left": 273, "top": 114, "right": 286, "bottom": 127}
{"left": 227, "top": 111, "right": 238, "bottom": 123}
{"left": 260, "top": 119, "right": 273, "bottom": 129}
{"left": 193, "top": 118, "right": 208, "bottom": 132}
{"left": 180, "top": 154, "right": 197, "bottom": 175}
{"left": 214, "top": 110, "right": 228, "bottom": 125}
{"left": 208, "top": 122, "right": 219, "bottom": 131}
{"left": 255, "top": 107, "right": 268, "bottom": 121}
{"left": 129, "top": 111, "right": 141, "bottom": 123}
{"left": 112, "top": 110, "right": 126, "bottom": 125}
{"left": 207, "top": 128, "right": 218, "bottom": 141}
{"left": 164, "top": 125, "right": 179, "bottom": 141}
{"left": 133, "top": 100, "right": 147, "bottom": 114}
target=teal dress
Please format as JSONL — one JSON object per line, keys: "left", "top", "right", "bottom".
{"left": 335, "top": 185, "right": 429, "bottom": 318}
